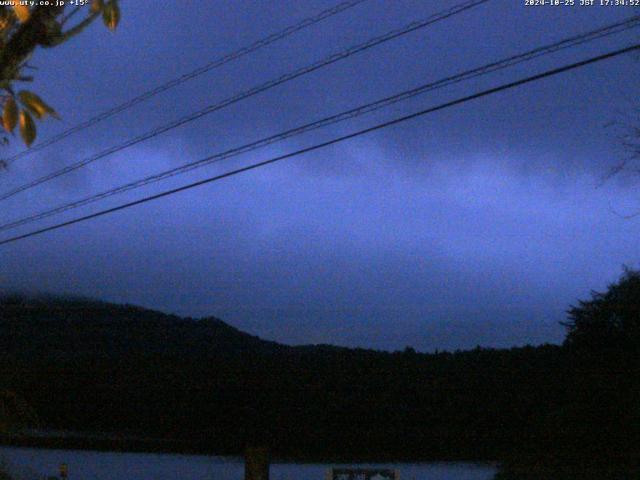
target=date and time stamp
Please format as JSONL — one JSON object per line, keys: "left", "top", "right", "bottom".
{"left": 525, "top": 0, "right": 640, "bottom": 6}
{"left": 3, "top": 0, "right": 638, "bottom": 9}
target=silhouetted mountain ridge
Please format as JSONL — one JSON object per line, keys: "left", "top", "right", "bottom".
{"left": 0, "top": 294, "right": 563, "bottom": 460}
{"left": 0, "top": 294, "right": 288, "bottom": 359}
{"left": 0, "top": 289, "right": 637, "bottom": 468}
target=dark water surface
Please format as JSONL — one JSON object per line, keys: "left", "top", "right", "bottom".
{"left": 0, "top": 446, "right": 497, "bottom": 480}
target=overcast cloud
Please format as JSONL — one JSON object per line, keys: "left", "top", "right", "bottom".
{"left": 1, "top": 0, "right": 639, "bottom": 351}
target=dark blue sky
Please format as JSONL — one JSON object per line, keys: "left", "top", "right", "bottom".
{"left": 1, "top": 0, "right": 639, "bottom": 351}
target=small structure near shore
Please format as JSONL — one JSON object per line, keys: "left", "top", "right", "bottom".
{"left": 245, "top": 446, "right": 270, "bottom": 480}
{"left": 328, "top": 468, "right": 399, "bottom": 480}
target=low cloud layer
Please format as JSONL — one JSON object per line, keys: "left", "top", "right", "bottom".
{"left": 1, "top": 0, "right": 639, "bottom": 351}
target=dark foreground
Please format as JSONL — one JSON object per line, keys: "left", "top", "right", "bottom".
{"left": 0, "top": 269, "right": 638, "bottom": 475}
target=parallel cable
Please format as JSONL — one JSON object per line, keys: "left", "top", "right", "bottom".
{"left": 0, "top": 0, "right": 370, "bottom": 165}
{"left": 1, "top": 43, "right": 637, "bottom": 247}
{"left": 0, "top": 0, "right": 491, "bottom": 201}
{"left": 0, "top": 16, "right": 638, "bottom": 233}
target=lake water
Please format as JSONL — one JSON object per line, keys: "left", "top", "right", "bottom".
{"left": 0, "top": 447, "right": 497, "bottom": 480}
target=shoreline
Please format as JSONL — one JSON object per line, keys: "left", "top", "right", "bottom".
{"left": 0, "top": 434, "right": 498, "bottom": 464}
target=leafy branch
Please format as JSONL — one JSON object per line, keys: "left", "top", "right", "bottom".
{"left": 0, "top": 1, "right": 120, "bottom": 147}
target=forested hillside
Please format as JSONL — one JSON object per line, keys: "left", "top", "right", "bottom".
{"left": 0, "top": 289, "right": 637, "bottom": 468}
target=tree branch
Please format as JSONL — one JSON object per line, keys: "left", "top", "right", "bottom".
{"left": 44, "top": 10, "right": 101, "bottom": 48}
{"left": 0, "top": 6, "right": 64, "bottom": 84}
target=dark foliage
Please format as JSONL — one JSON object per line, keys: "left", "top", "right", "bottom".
{"left": 496, "top": 268, "right": 640, "bottom": 479}
{"left": 564, "top": 267, "right": 640, "bottom": 354}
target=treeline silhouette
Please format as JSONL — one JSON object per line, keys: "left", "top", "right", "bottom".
{"left": 498, "top": 268, "right": 640, "bottom": 479}
{"left": 0, "top": 271, "right": 637, "bottom": 474}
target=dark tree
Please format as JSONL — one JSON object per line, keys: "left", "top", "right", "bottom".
{"left": 563, "top": 267, "right": 640, "bottom": 354}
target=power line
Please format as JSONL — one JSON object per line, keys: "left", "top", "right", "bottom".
{"left": 0, "top": 15, "right": 637, "bottom": 233}
{"left": 0, "top": 0, "right": 491, "bottom": 202}
{"left": 1, "top": 43, "right": 637, "bottom": 247}
{"left": 0, "top": 0, "right": 371, "bottom": 166}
